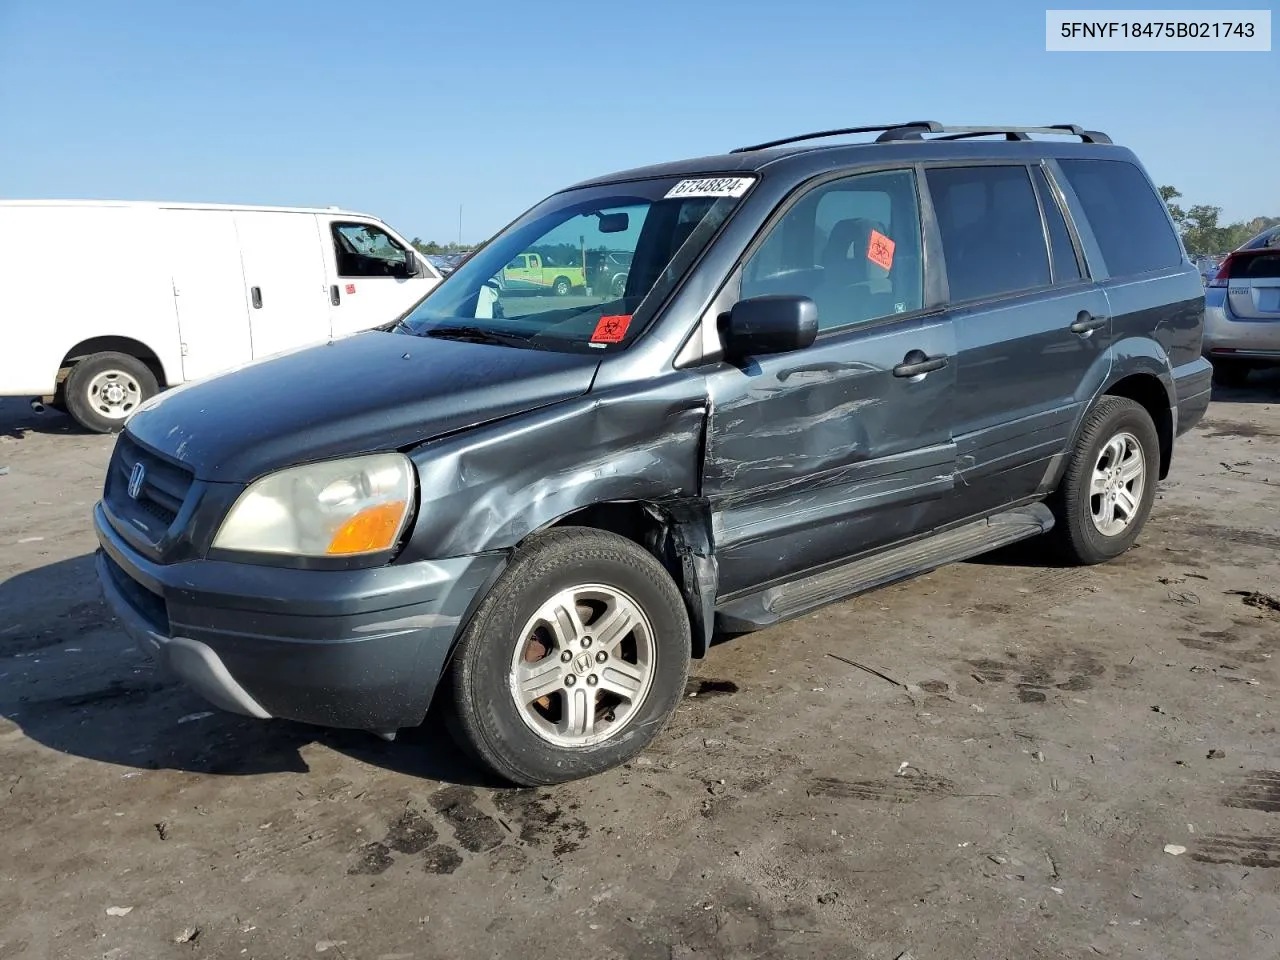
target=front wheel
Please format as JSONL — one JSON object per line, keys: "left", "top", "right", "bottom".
{"left": 63, "top": 352, "right": 159, "bottom": 434}
{"left": 552, "top": 276, "right": 571, "bottom": 296}
{"left": 1049, "top": 396, "right": 1159, "bottom": 565}
{"left": 445, "top": 528, "right": 690, "bottom": 786}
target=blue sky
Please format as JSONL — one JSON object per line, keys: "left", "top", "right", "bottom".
{"left": 1, "top": 0, "right": 1275, "bottom": 242}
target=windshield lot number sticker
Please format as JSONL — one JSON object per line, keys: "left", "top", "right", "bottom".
{"left": 867, "top": 230, "right": 895, "bottom": 271}
{"left": 591, "top": 314, "right": 632, "bottom": 344}
{"left": 664, "top": 177, "right": 754, "bottom": 199}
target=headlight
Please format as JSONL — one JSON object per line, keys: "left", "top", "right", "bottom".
{"left": 212, "top": 453, "right": 415, "bottom": 557}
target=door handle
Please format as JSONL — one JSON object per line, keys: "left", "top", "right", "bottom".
{"left": 330, "top": 284, "right": 341, "bottom": 306}
{"left": 1070, "top": 311, "right": 1107, "bottom": 335}
{"left": 893, "top": 350, "right": 948, "bottom": 378}
{"left": 250, "top": 286, "right": 262, "bottom": 309}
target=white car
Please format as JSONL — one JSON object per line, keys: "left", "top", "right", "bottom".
{"left": 0, "top": 200, "right": 442, "bottom": 432}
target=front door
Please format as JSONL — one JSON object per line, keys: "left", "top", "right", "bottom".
{"left": 703, "top": 168, "right": 958, "bottom": 597}
{"left": 923, "top": 163, "right": 1112, "bottom": 517}
{"left": 323, "top": 220, "right": 438, "bottom": 337}
{"left": 165, "top": 208, "right": 253, "bottom": 382}
{"left": 234, "top": 211, "right": 330, "bottom": 359}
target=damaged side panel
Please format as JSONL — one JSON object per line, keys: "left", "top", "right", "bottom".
{"left": 702, "top": 315, "right": 959, "bottom": 598}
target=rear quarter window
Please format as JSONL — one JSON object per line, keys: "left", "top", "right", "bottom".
{"left": 1057, "top": 159, "right": 1182, "bottom": 278}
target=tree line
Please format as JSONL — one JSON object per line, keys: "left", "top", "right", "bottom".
{"left": 1159, "top": 186, "right": 1277, "bottom": 256}
{"left": 410, "top": 238, "right": 476, "bottom": 256}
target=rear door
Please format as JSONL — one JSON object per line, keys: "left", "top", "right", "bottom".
{"left": 702, "top": 168, "right": 958, "bottom": 596}
{"left": 233, "top": 211, "right": 331, "bottom": 358}
{"left": 1226, "top": 251, "right": 1280, "bottom": 321}
{"left": 165, "top": 208, "right": 253, "bottom": 381}
{"left": 321, "top": 218, "right": 440, "bottom": 337}
{"left": 924, "top": 162, "right": 1111, "bottom": 519}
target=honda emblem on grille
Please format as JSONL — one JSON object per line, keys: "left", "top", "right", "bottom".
{"left": 127, "top": 462, "right": 146, "bottom": 500}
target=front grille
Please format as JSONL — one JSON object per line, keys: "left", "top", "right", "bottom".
{"left": 103, "top": 552, "right": 170, "bottom": 636}
{"left": 105, "top": 435, "right": 195, "bottom": 543}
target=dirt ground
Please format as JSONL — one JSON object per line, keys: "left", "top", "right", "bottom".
{"left": 2, "top": 375, "right": 1280, "bottom": 960}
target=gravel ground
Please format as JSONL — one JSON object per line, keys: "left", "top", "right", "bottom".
{"left": 2, "top": 375, "right": 1279, "bottom": 960}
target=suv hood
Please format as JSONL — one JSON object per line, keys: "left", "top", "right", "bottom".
{"left": 125, "top": 331, "right": 600, "bottom": 483}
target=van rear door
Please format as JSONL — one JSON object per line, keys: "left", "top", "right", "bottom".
{"left": 165, "top": 208, "right": 252, "bottom": 382}
{"left": 234, "top": 211, "right": 331, "bottom": 358}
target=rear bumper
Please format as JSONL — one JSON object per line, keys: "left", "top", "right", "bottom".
{"left": 1171, "top": 357, "right": 1212, "bottom": 438}
{"left": 94, "top": 502, "right": 506, "bottom": 731}
{"left": 1203, "top": 292, "right": 1280, "bottom": 362}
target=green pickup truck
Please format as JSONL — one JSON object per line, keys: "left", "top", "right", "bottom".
{"left": 501, "top": 252, "right": 586, "bottom": 296}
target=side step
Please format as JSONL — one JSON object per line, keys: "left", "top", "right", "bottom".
{"left": 715, "top": 503, "right": 1055, "bottom": 632}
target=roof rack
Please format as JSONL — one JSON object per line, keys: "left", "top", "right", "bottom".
{"left": 730, "top": 121, "right": 944, "bottom": 153}
{"left": 730, "top": 122, "right": 1111, "bottom": 153}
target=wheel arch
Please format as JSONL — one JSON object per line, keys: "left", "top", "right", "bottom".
{"left": 58, "top": 335, "right": 172, "bottom": 389}
{"left": 535, "top": 499, "right": 717, "bottom": 659}
{"left": 1102, "top": 372, "right": 1174, "bottom": 480}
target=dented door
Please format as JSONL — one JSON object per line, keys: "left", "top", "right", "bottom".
{"left": 704, "top": 315, "right": 957, "bottom": 597}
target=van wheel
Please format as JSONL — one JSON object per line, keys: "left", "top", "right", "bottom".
{"left": 1212, "top": 359, "right": 1251, "bottom": 387}
{"left": 553, "top": 276, "right": 571, "bottom": 296}
{"left": 446, "top": 528, "right": 690, "bottom": 786}
{"left": 1049, "top": 396, "right": 1159, "bottom": 565}
{"left": 64, "top": 352, "right": 158, "bottom": 434}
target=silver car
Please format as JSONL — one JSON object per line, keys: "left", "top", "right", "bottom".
{"left": 1203, "top": 226, "right": 1280, "bottom": 385}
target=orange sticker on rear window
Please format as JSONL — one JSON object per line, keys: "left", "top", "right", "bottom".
{"left": 867, "top": 230, "right": 895, "bottom": 271}
{"left": 591, "top": 314, "right": 632, "bottom": 344}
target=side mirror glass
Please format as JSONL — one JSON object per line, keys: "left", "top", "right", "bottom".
{"left": 722, "top": 295, "right": 818, "bottom": 359}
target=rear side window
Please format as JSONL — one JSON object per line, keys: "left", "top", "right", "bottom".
{"left": 1057, "top": 159, "right": 1182, "bottom": 278}
{"left": 926, "top": 165, "right": 1050, "bottom": 302}
{"left": 1033, "top": 167, "right": 1082, "bottom": 283}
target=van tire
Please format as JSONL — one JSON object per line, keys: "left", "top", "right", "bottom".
{"left": 64, "top": 352, "right": 159, "bottom": 434}
{"left": 552, "top": 276, "right": 572, "bottom": 296}
{"left": 445, "top": 527, "right": 690, "bottom": 786}
{"left": 1049, "top": 396, "right": 1159, "bottom": 565}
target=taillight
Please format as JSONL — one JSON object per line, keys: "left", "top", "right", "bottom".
{"left": 1209, "top": 255, "right": 1235, "bottom": 287}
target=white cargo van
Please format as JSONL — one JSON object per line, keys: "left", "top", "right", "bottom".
{"left": 0, "top": 200, "right": 442, "bottom": 432}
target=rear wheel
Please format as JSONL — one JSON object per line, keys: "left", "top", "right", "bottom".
{"left": 552, "top": 276, "right": 571, "bottom": 296}
{"left": 1049, "top": 396, "right": 1159, "bottom": 565}
{"left": 446, "top": 528, "right": 690, "bottom": 786}
{"left": 1212, "top": 359, "right": 1252, "bottom": 387}
{"left": 63, "top": 352, "right": 158, "bottom": 434}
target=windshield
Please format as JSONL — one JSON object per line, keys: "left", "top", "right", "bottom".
{"left": 397, "top": 175, "right": 754, "bottom": 352}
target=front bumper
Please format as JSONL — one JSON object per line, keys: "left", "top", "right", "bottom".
{"left": 94, "top": 503, "right": 506, "bottom": 731}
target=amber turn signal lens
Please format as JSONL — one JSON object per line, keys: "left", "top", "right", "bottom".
{"left": 326, "top": 502, "right": 408, "bottom": 555}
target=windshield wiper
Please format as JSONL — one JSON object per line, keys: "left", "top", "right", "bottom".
{"left": 421, "top": 325, "right": 536, "bottom": 348}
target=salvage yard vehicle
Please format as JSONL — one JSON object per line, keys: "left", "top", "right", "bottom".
{"left": 93, "top": 122, "right": 1212, "bottom": 786}
{"left": 501, "top": 251, "right": 586, "bottom": 295}
{"left": 1203, "top": 227, "right": 1280, "bottom": 385}
{"left": 0, "top": 200, "right": 442, "bottom": 433}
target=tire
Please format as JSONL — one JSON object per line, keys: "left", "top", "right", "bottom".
{"left": 63, "top": 352, "right": 159, "bottom": 434}
{"left": 446, "top": 527, "right": 691, "bottom": 786}
{"left": 1049, "top": 396, "right": 1159, "bottom": 565}
{"left": 552, "top": 276, "right": 571, "bottom": 297}
{"left": 1212, "top": 359, "right": 1251, "bottom": 388}
{"left": 611, "top": 272, "right": 628, "bottom": 298}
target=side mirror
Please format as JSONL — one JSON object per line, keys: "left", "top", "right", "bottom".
{"left": 402, "top": 253, "right": 422, "bottom": 278}
{"left": 722, "top": 295, "right": 818, "bottom": 359}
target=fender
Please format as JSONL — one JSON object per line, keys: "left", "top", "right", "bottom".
{"left": 1041, "top": 335, "right": 1176, "bottom": 493}
{"left": 402, "top": 374, "right": 720, "bottom": 655}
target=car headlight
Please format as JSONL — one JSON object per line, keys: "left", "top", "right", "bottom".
{"left": 212, "top": 453, "right": 415, "bottom": 557}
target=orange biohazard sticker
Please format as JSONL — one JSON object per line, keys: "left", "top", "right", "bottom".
{"left": 591, "top": 314, "right": 632, "bottom": 344}
{"left": 866, "top": 230, "right": 895, "bottom": 271}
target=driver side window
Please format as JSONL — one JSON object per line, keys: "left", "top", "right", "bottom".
{"left": 741, "top": 169, "right": 923, "bottom": 332}
{"left": 331, "top": 222, "right": 410, "bottom": 278}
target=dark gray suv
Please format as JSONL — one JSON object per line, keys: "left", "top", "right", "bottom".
{"left": 94, "top": 122, "right": 1212, "bottom": 785}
